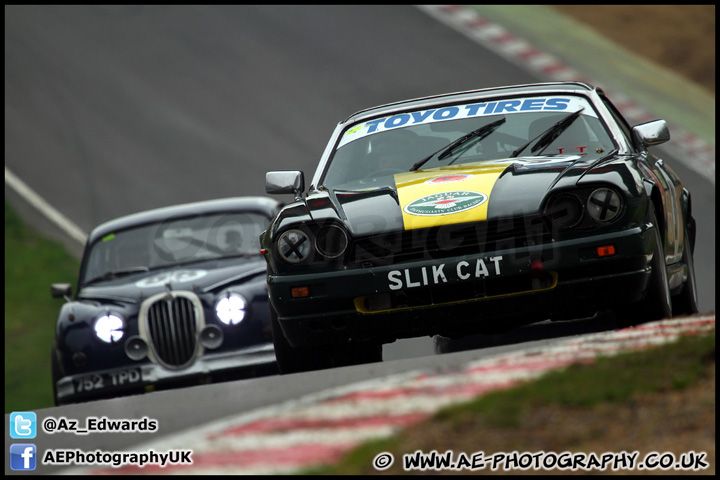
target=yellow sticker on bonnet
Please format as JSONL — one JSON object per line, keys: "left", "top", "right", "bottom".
{"left": 394, "top": 162, "right": 511, "bottom": 230}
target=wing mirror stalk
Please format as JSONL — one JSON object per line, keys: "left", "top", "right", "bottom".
{"left": 51, "top": 283, "right": 73, "bottom": 302}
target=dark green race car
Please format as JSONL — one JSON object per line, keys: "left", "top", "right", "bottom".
{"left": 262, "top": 82, "right": 698, "bottom": 374}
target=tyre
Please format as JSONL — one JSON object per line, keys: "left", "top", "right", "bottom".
{"left": 616, "top": 204, "right": 672, "bottom": 328}
{"left": 672, "top": 218, "right": 699, "bottom": 316}
{"left": 270, "top": 304, "right": 333, "bottom": 374}
{"left": 332, "top": 340, "right": 383, "bottom": 367}
{"left": 51, "top": 347, "right": 61, "bottom": 406}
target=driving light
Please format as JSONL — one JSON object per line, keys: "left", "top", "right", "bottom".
{"left": 125, "top": 335, "right": 148, "bottom": 360}
{"left": 216, "top": 293, "right": 247, "bottom": 325}
{"left": 277, "top": 229, "right": 311, "bottom": 263}
{"left": 200, "top": 324, "right": 224, "bottom": 349}
{"left": 94, "top": 314, "right": 125, "bottom": 343}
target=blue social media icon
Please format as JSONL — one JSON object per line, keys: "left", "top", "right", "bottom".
{"left": 10, "top": 412, "right": 37, "bottom": 439}
{"left": 10, "top": 444, "right": 37, "bottom": 471}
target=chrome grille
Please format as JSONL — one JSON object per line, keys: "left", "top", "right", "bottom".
{"left": 140, "top": 291, "right": 203, "bottom": 369}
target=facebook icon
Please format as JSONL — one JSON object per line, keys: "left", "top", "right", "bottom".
{"left": 10, "top": 444, "right": 37, "bottom": 471}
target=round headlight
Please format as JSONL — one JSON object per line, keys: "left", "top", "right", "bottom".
{"left": 545, "top": 193, "right": 584, "bottom": 229}
{"left": 94, "top": 314, "right": 125, "bottom": 343}
{"left": 216, "top": 293, "right": 247, "bottom": 325}
{"left": 587, "top": 188, "right": 621, "bottom": 222}
{"left": 277, "top": 229, "right": 311, "bottom": 263}
{"left": 315, "top": 224, "right": 348, "bottom": 259}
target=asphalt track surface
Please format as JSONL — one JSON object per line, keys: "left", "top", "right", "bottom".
{"left": 4, "top": 5, "right": 715, "bottom": 475}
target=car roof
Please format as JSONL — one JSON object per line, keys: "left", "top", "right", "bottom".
{"left": 86, "top": 196, "right": 281, "bottom": 245}
{"left": 340, "top": 82, "right": 599, "bottom": 125}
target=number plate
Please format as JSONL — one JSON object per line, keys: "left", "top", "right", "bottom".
{"left": 74, "top": 369, "right": 142, "bottom": 393}
{"left": 387, "top": 256, "right": 504, "bottom": 291}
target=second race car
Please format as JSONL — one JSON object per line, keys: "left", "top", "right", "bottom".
{"left": 51, "top": 196, "right": 282, "bottom": 404}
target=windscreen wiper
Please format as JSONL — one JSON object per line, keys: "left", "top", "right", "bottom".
{"left": 410, "top": 117, "right": 507, "bottom": 171}
{"left": 85, "top": 266, "right": 149, "bottom": 285}
{"left": 510, "top": 108, "right": 585, "bottom": 158}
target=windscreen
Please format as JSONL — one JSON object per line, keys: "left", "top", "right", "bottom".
{"left": 322, "top": 95, "right": 615, "bottom": 190}
{"left": 82, "top": 212, "right": 270, "bottom": 284}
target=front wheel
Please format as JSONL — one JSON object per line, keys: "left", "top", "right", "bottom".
{"left": 616, "top": 205, "right": 672, "bottom": 328}
{"left": 270, "top": 305, "right": 383, "bottom": 373}
{"left": 51, "top": 346, "right": 61, "bottom": 406}
{"left": 270, "top": 305, "right": 333, "bottom": 374}
{"left": 333, "top": 340, "right": 383, "bottom": 367}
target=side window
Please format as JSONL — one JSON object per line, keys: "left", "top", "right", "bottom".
{"left": 600, "top": 94, "right": 636, "bottom": 151}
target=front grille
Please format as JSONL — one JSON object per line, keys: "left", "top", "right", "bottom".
{"left": 350, "top": 216, "right": 551, "bottom": 266}
{"left": 140, "top": 292, "right": 203, "bottom": 369}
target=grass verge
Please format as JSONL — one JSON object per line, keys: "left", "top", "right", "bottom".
{"left": 5, "top": 200, "right": 81, "bottom": 412}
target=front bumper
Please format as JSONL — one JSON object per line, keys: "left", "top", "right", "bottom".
{"left": 269, "top": 225, "right": 655, "bottom": 347}
{"left": 55, "top": 343, "right": 277, "bottom": 405}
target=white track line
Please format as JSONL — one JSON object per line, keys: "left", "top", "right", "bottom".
{"left": 5, "top": 166, "right": 87, "bottom": 245}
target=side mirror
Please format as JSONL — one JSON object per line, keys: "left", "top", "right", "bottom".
{"left": 266, "top": 171, "right": 304, "bottom": 201}
{"left": 632, "top": 119, "right": 670, "bottom": 147}
{"left": 51, "top": 283, "right": 72, "bottom": 300}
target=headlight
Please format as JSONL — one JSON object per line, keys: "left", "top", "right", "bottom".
{"left": 315, "top": 224, "right": 348, "bottom": 259}
{"left": 277, "top": 229, "right": 311, "bottom": 263}
{"left": 545, "top": 193, "right": 584, "bottom": 228}
{"left": 94, "top": 314, "right": 125, "bottom": 343}
{"left": 586, "top": 188, "right": 621, "bottom": 222}
{"left": 216, "top": 292, "right": 247, "bottom": 325}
